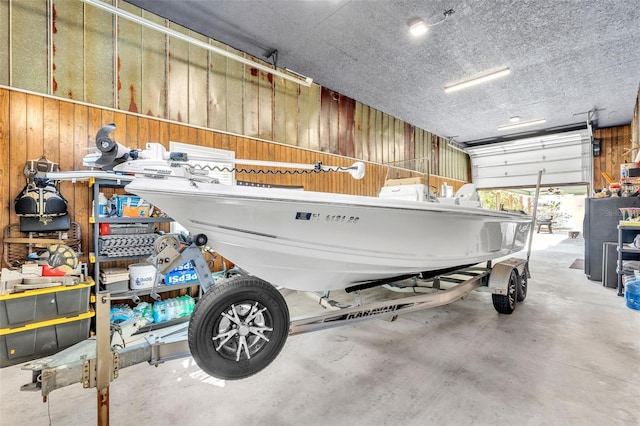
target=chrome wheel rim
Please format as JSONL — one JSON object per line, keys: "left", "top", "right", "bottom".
{"left": 212, "top": 301, "right": 274, "bottom": 361}
{"left": 509, "top": 275, "right": 517, "bottom": 306}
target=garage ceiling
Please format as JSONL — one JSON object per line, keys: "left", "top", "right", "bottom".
{"left": 124, "top": 0, "right": 639, "bottom": 147}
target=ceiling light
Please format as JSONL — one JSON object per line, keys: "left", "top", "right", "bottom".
{"left": 81, "top": 0, "right": 313, "bottom": 87}
{"left": 444, "top": 67, "right": 511, "bottom": 93}
{"left": 509, "top": 116, "right": 521, "bottom": 123}
{"left": 409, "top": 19, "right": 428, "bottom": 36}
{"left": 497, "top": 118, "right": 546, "bottom": 131}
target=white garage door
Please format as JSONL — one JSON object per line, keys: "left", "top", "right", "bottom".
{"left": 465, "top": 129, "right": 592, "bottom": 189}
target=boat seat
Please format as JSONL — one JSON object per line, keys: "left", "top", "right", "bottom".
{"left": 437, "top": 184, "right": 482, "bottom": 207}
{"left": 455, "top": 183, "right": 480, "bottom": 202}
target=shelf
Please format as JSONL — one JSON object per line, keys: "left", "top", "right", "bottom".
{"left": 92, "top": 216, "right": 173, "bottom": 224}
{"left": 3, "top": 237, "right": 80, "bottom": 245}
{"left": 620, "top": 245, "right": 640, "bottom": 254}
{"left": 617, "top": 225, "right": 640, "bottom": 297}
{"left": 618, "top": 222, "right": 640, "bottom": 228}
{"left": 104, "top": 281, "right": 200, "bottom": 301}
{"left": 96, "top": 254, "right": 153, "bottom": 262}
{"left": 133, "top": 316, "right": 190, "bottom": 335}
{"left": 91, "top": 179, "right": 201, "bottom": 302}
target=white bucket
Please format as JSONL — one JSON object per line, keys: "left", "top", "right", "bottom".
{"left": 128, "top": 263, "right": 156, "bottom": 290}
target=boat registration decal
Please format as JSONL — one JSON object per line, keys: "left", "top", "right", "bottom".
{"left": 295, "top": 212, "right": 360, "bottom": 223}
{"left": 326, "top": 214, "right": 359, "bottom": 223}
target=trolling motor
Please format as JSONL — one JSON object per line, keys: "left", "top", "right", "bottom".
{"left": 90, "top": 123, "right": 366, "bottom": 180}
{"left": 94, "top": 124, "right": 139, "bottom": 170}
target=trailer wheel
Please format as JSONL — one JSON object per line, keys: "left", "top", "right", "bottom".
{"left": 188, "top": 275, "right": 289, "bottom": 380}
{"left": 517, "top": 264, "right": 529, "bottom": 302}
{"left": 492, "top": 269, "right": 518, "bottom": 314}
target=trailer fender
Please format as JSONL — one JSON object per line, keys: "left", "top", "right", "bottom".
{"left": 488, "top": 262, "right": 519, "bottom": 295}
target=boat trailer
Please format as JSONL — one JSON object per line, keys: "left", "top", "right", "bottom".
{"left": 20, "top": 235, "right": 530, "bottom": 399}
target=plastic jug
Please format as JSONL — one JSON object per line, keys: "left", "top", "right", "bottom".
{"left": 625, "top": 279, "right": 640, "bottom": 310}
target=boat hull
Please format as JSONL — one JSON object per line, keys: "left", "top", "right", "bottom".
{"left": 126, "top": 178, "right": 531, "bottom": 291}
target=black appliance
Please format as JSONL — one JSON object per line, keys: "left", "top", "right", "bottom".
{"left": 584, "top": 196, "right": 640, "bottom": 281}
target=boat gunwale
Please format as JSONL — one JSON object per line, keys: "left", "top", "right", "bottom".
{"left": 126, "top": 180, "right": 532, "bottom": 221}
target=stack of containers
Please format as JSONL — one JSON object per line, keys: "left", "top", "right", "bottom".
{"left": 0, "top": 279, "right": 95, "bottom": 367}
{"left": 153, "top": 295, "right": 196, "bottom": 323}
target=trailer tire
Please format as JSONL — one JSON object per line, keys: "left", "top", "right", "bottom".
{"left": 517, "top": 264, "right": 528, "bottom": 302}
{"left": 492, "top": 269, "right": 518, "bottom": 314}
{"left": 188, "top": 275, "right": 289, "bottom": 380}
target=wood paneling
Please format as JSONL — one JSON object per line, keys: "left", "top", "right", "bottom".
{"left": 593, "top": 125, "right": 633, "bottom": 187}
{"left": 0, "top": 88, "right": 9, "bottom": 234}
{"left": 9, "top": 91, "right": 27, "bottom": 228}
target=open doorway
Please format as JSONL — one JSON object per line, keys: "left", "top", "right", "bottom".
{"left": 478, "top": 185, "right": 588, "bottom": 235}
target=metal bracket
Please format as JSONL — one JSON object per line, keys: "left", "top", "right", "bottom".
{"left": 145, "top": 324, "right": 191, "bottom": 366}
{"left": 148, "top": 243, "right": 216, "bottom": 292}
{"left": 82, "top": 352, "right": 119, "bottom": 389}
{"left": 148, "top": 244, "right": 182, "bottom": 274}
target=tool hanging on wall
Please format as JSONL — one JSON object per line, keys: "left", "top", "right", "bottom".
{"left": 14, "top": 157, "right": 70, "bottom": 232}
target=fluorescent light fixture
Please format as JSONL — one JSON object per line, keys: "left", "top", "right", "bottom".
{"left": 80, "top": 0, "right": 312, "bottom": 87}
{"left": 444, "top": 67, "right": 511, "bottom": 93}
{"left": 409, "top": 19, "right": 428, "bottom": 36}
{"left": 509, "top": 116, "right": 521, "bottom": 123}
{"left": 497, "top": 118, "right": 546, "bottom": 131}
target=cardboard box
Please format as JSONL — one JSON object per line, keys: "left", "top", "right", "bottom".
{"left": 164, "top": 261, "right": 199, "bottom": 285}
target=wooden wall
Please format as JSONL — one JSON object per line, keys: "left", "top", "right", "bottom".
{"left": 0, "top": 87, "right": 465, "bottom": 267}
{"left": 0, "top": 0, "right": 470, "bottom": 183}
{"left": 593, "top": 125, "right": 633, "bottom": 188}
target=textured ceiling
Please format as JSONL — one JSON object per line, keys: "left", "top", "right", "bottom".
{"left": 125, "top": 0, "right": 640, "bottom": 146}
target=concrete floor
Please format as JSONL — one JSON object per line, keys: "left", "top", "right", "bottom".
{"left": 1, "top": 233, "right": 639, "bottom": 425}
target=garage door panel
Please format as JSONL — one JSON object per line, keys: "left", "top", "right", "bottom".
{"left": 466, "top": 130, "right": 591, "bottom": 189}
{"left": 475, "top": 151, "right": 585, "bottom": 169}
{"left": 476, "top": 170, "right": 587, "bottom": 189}
{"left": 475, "top": 158, "right": 585, "bottom": 179}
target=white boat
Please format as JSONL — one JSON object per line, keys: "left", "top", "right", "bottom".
{"left": 85, "top": 124, "right": 531, "bottom": 293}
{"left": 125, "top": 176, "right": 531, "bottom": 292}
{"left": 44, "top": 124, "right": 533, "bottom": 381}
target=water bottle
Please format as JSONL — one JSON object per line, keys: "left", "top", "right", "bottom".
{"left": 153, "top": 300, "right": 166, "bottom": 323}
{"left": 179, "top": 296, "right": 188, "bottom": 317}
{"left": 187, "top": 297, "right": 195, "bottom": 316}
{"left": 176, "top": 299, "right": 183, "bottom": 318}
{"left": 98, "top": 192, "right": 109, "bottom": 217}
{"left": 171, "top": 298, "right": 180, "bottom": 319}
{"left": 178, "top": 295, "right": 194, "bottom": 317}
{"left": 152, "top": 300, "right": 160, "bottom": 323}
{"left": 167, "top": 299, "right": 176, "bottom": 321}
